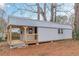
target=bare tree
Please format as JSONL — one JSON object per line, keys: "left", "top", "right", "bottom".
{"left": 6, "top": 3, "right": 74, "bottom": 24}
{"left": 43, "top": 3, "right": 47, "bottom": 21}
{"left": 37, "top": 3, "right": 40, "bottom": 20}
{"left": 50, "top": 3, "right": 57, "bottom": 22}
{"left": 38, "top": 3, "right": 47, "bottom": 21}
{"left": 74, "top": 3, "right": 79, "bottom": 39}
{"left": 50, "top": 3, "right": 54, "bottom": 22}
{"left": 7, "top": 3, "right": 47, "bottom": 21}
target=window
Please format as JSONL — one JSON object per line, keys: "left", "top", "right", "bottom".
{"left": 58, "top": 28, "right": 63, "bottom": 34}
{"left": 29, "top": 27, "right": 33, "bottom": 34}
{"left": 61, "top": 29, "right": 63, "bottom": 34}
{"left": 35, "top": 27, "right": 37, "bottom": 34}
{"left": 58, "top": 28, "right": 61, "bottom": 34}
{"left": 35, "top": 27, "right": 37, "bottom": 40}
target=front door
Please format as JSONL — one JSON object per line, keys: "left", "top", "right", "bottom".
{"left": 26, "top": 27, "right": 38, "bottom": 43}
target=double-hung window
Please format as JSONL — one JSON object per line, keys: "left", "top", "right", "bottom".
{"left": 58, "top": 28, "right": 63, "bottom": 34}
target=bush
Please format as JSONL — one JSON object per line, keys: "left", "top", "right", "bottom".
{"left": 0, "top": 37, "right": 5, "bottom": 42}
{"left": 0, "top": 37, "right": 3, "bottom": 42}
{"left": 74, "top": 30, "right": 79, "bottom": 40}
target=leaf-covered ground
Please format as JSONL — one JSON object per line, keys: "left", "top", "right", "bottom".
{"left": 0, "top": 39, "right": 79, "bottom": 56}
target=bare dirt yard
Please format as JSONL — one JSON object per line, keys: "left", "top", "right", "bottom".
{"left": 0, "top": 39, "right": 79, "bottom": 56}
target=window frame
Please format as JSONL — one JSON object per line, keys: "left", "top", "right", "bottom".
{"left": 58, "top": 28, "right": 63, "bottom": 34}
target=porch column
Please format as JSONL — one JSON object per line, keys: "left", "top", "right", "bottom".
{"left": 33, "top": 27, "right": 35, "bottom": 40}
{"left": 7, "top": 29, "right": 9, "bottom": 44}
{"left": 24, "top": 27, "right": 27, "bottom": 40}
{"left": 9, "top": 25, "right": 12, "bottom": 44}
{"left": 24, "top": 27, "right": 28, "bottom": 46}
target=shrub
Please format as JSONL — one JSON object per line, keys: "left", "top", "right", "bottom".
{"left": 0, "top": 37, "right": 5, "bottom": 42}
{"left": 74, "top": 30, "right": 79, "bottom": 40}
{"left": 0, "top": 37, "right": 3, "bottom": 42}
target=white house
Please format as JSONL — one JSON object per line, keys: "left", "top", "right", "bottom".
{"left": 6, "top": 16, "right": 72, "bottom": 48}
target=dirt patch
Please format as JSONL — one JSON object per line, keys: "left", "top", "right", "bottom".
{"left": 0, "top": 39, "right": 79, "bottom": 56}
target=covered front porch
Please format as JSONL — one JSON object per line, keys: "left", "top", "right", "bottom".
{"left": 7, "top": 25, "right": 38, "bottom": 48}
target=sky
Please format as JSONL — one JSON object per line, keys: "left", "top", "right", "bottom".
{"left": 0, "top": 3, "right": 74, "bottom": 22}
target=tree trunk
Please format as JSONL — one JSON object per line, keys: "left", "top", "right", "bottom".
{"left": 50, "top": 3, "right": 54, "bottom": 22}
{"left": 36, "top": 3, "right": 47, "bottom": 21}
{"left": 50, "top": 3, "right": 56, "bottom": 22}
{"left": 74, "top": 3, "right": 79, "bottom": 39}
{"left": 43, "top": 3, "right": 47, "bottom": 21}
{"left": 37, "top": 3, "right": 40, "bottom": 20}
{"left": 75, "top": 4, "right": 79, "bottom": 31}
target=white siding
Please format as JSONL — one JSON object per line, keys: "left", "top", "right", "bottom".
{"left": 63, "top": 30, "right": 72, "bottom": 39}
{"left": 8, "top": 16, "right": 72, "bottom": 42}
{"left": 38, "top": 27, "right": 72, "bottom": 42}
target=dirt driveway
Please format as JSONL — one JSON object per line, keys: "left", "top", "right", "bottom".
{"left": 0, "top": 39, "right": 79, "bottom": 56}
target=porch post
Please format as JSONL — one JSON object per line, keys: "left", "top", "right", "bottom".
{"left": 9, "top": 25, "right": 12, "bottom": 44}
{"left": 24, "top": 27, "right": 27, "bottom": 40}
{"left": 7, "top": 29, "right": 9, "bottom": 44}
{"left": 33, "top": 27, "right": 35, "bottom": 40}
{"left": 24, "top": 26, "right": 28, "bottom": 46}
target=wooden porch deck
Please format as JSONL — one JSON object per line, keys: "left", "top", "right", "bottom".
{"left": 9, "top": 39, "right": 37, "bottom": 45}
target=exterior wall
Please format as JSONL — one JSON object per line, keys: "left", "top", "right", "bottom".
{"left": 8, "top": 16, "right": 72, "bottom": 42}
{"left": 38, "top": 27, "right": 72, "bottom": 42}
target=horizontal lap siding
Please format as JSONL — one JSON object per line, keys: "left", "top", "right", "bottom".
{"left": 63, "top": 29, "right": 72, "bottom": 39}
{"left": 38, "top": 27, "right": 72, "bottom": 42}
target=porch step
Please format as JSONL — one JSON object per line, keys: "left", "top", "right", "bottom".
{"left": 9, "top": 40, "right": 26, "bottom": 48}
{"left": 10, "top": 43, "right": 26, "bottom": 48}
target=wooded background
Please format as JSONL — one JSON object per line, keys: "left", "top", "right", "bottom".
{"left": 0, "top": 3, "right": 76, "bottom": 40}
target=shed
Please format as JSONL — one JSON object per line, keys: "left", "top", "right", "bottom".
{"left": 6, "top": 16, "right": 72, "bottom": 47}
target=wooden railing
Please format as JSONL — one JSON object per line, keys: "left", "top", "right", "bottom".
{"left": 22, "top": 34, "right": 38, "bottom": 40}
{"left": 11, "top": 33, "right": 38, "bottom": 44}
{"left": 12, "top": 33, "right": 20, "bottom": 40}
